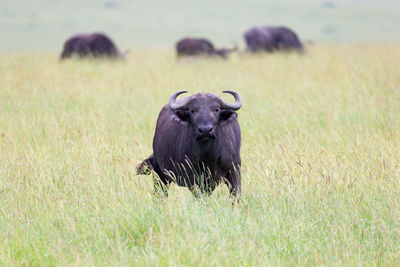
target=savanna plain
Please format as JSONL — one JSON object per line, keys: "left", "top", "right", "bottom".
{"left": 1, "top": 45, "right": 400, "bottom": 265}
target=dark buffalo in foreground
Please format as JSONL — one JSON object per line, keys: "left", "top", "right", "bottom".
{"left": 244, "top": 26, "right": 303, "bottom": 53}
{"left": 60, "top": 33, "right": 125, "bottom": 60}
{"left": 176, "top": 37, "right": 237, "bottom": 59}
{"left": 137, "top": 91, "right": 242, "bottom": 197}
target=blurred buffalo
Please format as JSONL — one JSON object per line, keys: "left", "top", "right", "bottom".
{"left": 60, "top": 33, "right": 126, "bottom": 60}
{"left": 244, "top": 26, "right": 304, "bottom": 53}
{"left": 176, "top": 37, "right": 237, "bottom": 59}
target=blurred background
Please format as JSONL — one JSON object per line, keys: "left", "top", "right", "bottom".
{"left": 1, "top": 0, "right": 400, "bottom": 51}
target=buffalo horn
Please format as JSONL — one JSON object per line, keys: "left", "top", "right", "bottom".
{"left": 169, "top": 90, "right": 189, "bottom": 111}
{"left": 221, "top": 91, "right": 242, "bottom": 110}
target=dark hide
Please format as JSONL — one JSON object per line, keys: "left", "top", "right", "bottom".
{"left": 244, "top": 26, "right": 304, "bottom": 53}
{"left": 176, "top": 37, "right": 237, "bottom": 59}
{"left": 137, "top": 93, "right": 242, "bottom": 197}
{"left": 60, "top": 33, "right": 123, "bottom": 60}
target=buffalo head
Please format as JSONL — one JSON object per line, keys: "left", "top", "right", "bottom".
{"left": 168, "top": 91, "right": 242, "bottom": 141}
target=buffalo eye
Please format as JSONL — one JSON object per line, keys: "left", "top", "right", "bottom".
{"left": 215, "top": 108, "right": 220, "bottom": 113}
{"left": 190, "top": 109, "right": 195, "bottom": 114}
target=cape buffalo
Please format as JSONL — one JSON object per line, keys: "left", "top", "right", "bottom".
{"left": 244, "top": 26, "right": 303, "bottom": 53}
{"left": 60, "top": 33, "right": 126, "bottom": 60}
{"left": 137, "top": 91, "right": 242, "bottom": 197}
{"left": 176, "top": 37, "right": 237, "bottom": 59}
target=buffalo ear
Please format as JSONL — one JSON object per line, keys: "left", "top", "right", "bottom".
{"left": 175, "top": 110, "right": 189, "bottom": 121}
{"left": 220, "top": 110, "right": 237, "bottom": 122}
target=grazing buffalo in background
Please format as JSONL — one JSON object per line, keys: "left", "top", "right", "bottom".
{"left": 137, "top": 91, "right": 242, "bottom": 197}
{"left": 244, "top": 26, "right": 304, "bottom": 53}
{"left": 60, "top": 33, "right": 126, "bottom": 60}
{"left": 176, "top": 37, "right": 238, "bottom": 59}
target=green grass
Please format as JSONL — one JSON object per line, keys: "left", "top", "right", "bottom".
{"left": 1, "top": 45, "right": 400, "bottom": 265}
{"left": 2, "top": 0, "right": 400, "bottom": 51}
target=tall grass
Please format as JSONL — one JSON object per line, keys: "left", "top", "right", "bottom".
{"left": 0, "top": 45, "right": 400, "bottom": 265}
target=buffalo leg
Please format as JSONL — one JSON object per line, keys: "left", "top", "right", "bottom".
{"left": 138, "top": 155, "right": 170, "bottom": 197}
{"left": 224, "top": 168, "right": 241, "bottom": 198}
{"left": 153, "top": 176, "right": 170, "bottom": 197}
{"left": 189, "top": 182, "right": 216, "bottom": 198}
{"left": 136, "top": 154, "right": 154, "bottom": 175}
{"left": 189, "top": 185, "right": 202, "bottom": 198}
{"left": 151, "top": 159, "right": 171, "bottom": 197}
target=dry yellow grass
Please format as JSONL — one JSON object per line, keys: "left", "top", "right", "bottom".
{"left": 0, "top": 44, "right": 400, "bottom": 265}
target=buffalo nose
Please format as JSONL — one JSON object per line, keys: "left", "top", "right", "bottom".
{"left": 198, "top": 125, "right": 213, "bottom": 134}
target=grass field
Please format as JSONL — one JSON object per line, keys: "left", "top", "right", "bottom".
{"left": 2, "top": 0, "right": 400, "bottom": 51}
{"left": 0, "top": 45, "right": 400, "bottom": 265}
